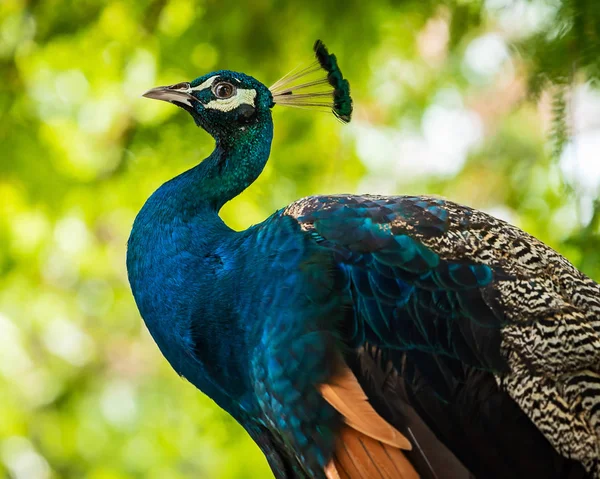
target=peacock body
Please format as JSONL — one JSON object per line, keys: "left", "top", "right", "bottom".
{"left": 127, "top": 41, "right": 600, "bottom": 478}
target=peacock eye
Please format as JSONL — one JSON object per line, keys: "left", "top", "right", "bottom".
{"left": 212, "top": 81, "right": 236, "bottom": 99}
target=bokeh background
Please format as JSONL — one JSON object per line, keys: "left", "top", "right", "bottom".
{"left": 2, "top": 0, "right": 600, "bottom": 478}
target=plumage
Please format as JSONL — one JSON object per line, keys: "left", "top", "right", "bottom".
{"left": 128, "top": 41, "right": 600, "bottom": 478}
{"left": 284, "top": 194, "right": 599, "bottom": 477}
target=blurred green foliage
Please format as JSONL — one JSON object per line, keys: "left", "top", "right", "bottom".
{"left": 1, "top": 0, "right": 599, "bottom": 478}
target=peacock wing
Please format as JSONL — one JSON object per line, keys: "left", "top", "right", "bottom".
{"left": 283, "top": 193, "right": 599, "bottom": 478}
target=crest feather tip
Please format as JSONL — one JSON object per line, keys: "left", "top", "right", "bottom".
{"left": 270, "top": 40, "right": 353, "bottom": 123}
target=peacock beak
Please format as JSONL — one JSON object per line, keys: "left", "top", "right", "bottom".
{"left": 142, "top": 82, "right": 197, "bottom": 107}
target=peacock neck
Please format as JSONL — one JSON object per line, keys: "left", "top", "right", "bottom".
{"left": 127, "top": 115, "right": 274, "bottom": 413}
{"left": 168, "top": 115, "right": 274, "bottom": 215}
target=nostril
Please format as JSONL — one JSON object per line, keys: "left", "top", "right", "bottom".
{"left": 168, "top": 82, "right": 191, "bottom": 90}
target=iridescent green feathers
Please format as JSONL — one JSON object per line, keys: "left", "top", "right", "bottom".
{"left": 270, "top": 40, "right": 353, "bottom": 123}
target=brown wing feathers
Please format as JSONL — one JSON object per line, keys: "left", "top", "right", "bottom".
{"left": 320, "top": 365, "right": 419, "bottom": 479}
{"left": 326, "top": 427, "right": 419, "bottom": 479}
{"left": 320, "top": 366, "right": 413, "bottom": 450}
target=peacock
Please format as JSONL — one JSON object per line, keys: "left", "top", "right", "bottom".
{"left": 127, "top": 40, "right": 600, "bottom": 478}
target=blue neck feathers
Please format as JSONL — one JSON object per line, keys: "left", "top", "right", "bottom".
{"left": 127, "top": 115, "right": 274, "bottom": 414}
{"left": 165, "top": 114, "right": 274, "bottom": 213}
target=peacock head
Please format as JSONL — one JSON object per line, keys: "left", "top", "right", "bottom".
{"left": 143, "top": 71, "right": 273, "bottom": 137}
{"left": 143, "top": 40, "right": 352, "bottom": 139}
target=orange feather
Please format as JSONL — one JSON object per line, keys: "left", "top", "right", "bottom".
{"left": 320, "top": 366, "right": 412, "bottom": 450}
{"left": 320, "top": 365, "right": 420, "bottom": 479}
{"left": 325, "top": 427, "right": 419, "bottom": 479}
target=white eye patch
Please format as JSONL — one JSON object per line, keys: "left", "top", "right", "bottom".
{"left": 188, "top": 75, "right": 256, "bottom": 112}
{"left": 190, "top": 76, "right": 219, "bottom": 92}
{"left": 204, "top": 89, "right": 257, "bottom": 112}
